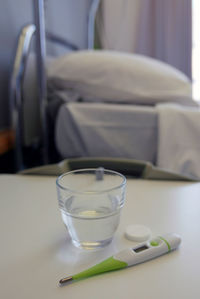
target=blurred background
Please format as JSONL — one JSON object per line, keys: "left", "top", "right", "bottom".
{"left": 0, "top": 0, "right": 199, "bottom": 173}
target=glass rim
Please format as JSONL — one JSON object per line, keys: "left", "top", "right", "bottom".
{"left": 56, "top": 168, "right": 126, "bottom": 194}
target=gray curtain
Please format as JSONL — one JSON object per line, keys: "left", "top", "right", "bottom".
{"left": 97, "top": 0, "right": 192, "bottom": 78}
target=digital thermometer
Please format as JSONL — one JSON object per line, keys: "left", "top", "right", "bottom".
{"left": 59, "top": 233, "right": 181, "bottom": 285}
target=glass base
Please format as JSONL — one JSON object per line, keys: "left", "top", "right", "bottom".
{"left": 72, "top": 238, "right": 113, "bottom": 250}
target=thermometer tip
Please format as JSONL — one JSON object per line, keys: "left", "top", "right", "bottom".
{"left": 59, "top": 276, "right": 73, "bottom": 285}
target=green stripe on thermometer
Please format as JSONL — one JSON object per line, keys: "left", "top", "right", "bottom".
{"left": 59, "top": 233, "right": 181, "bottom": 285}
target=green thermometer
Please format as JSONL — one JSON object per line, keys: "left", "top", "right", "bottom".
{"left": 59, "top": 233, "right": 181, "bottom": 285}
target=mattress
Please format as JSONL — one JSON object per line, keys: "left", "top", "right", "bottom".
{"left": 55, "top": 102, "right": 158, "bottom": 164}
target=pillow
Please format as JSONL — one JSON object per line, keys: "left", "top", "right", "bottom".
{"left": 47, "top": 50, "right": 195, "bottom": 106}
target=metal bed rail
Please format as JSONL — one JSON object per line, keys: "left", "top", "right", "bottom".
{"left": 10, "top": 24, "right": 36, "bottom": 171}
{"left": 33, "top": 0, "right": 49, "bottom": 166}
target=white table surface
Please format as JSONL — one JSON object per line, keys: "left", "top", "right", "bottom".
{"left": 0, "top": 174, "right": 200, "bottom": 299}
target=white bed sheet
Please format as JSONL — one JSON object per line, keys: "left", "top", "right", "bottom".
{"left": 156, "top": 103, "right": 200, "bottom": 179}
{"left": 55, "top": 102, "right": 158, "bottom": 163}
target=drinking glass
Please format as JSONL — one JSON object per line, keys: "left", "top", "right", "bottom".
{"left": 56, "top": 168, "right": 126, "bottom": 250}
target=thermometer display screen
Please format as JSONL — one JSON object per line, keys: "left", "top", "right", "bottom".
{"left": 133, "top": 245, "right": 149, "bottom": 253}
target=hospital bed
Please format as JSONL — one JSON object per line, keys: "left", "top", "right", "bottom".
{"left": 10, "top": 0, "right": 199, "bottom": 179}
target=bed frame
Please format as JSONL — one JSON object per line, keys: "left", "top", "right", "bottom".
{"left": 10, "top": 0, "right": 100, "bottom": 171}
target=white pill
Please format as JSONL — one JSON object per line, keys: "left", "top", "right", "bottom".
{"left": 124, "top": 224, "right": 152, "bottom": 242}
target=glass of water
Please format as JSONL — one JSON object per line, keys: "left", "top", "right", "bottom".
{"left": 56, "top": 168, "right": 126, "bottom": 250}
